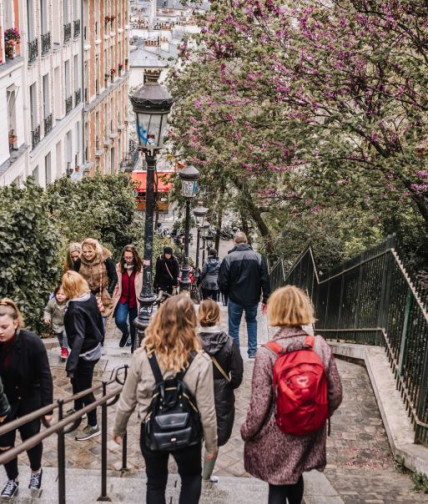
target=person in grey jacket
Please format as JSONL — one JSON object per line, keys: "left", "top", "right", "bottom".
{"left": 200, "top": 249, "right": 221, "bottom": 301}
{"left": 113, "top": 295, "right": 217, "bottom": 504}
{"left": 43, "top": 285, "right": 68, "bottom": 361}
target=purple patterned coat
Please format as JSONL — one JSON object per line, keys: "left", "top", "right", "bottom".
{"left": 241, "top": 327, "right": 343, "bottom": 485}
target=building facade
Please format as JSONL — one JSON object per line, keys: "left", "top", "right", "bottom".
{"left": 0, "top": 0, "right": 131, "bottom": 187}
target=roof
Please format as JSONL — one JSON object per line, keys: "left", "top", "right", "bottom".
{"left": 130, "top": 46, "right": 168, "bottom": 68}
{"left": 131, "top": 171, "right": 174, "bottom": 193}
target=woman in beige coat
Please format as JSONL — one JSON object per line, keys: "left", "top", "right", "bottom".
{"left": 111, "top": 245, "right": 143, "bottom": 352}
{"left": 241, "top": 286, "right": 343, "bottom": 504}
{"left": 113, "top": 295, "right": 217, "bottom": 504}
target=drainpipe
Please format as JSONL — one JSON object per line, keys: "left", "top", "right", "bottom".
{"left": 81, "top": 0, "right": 85, "bottom": 175}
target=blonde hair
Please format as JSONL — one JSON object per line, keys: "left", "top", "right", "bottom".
{"left": 62, "top": 271, "right": 90, "bottom": 299}
{"left": 267, "top": 285, "right": 315, "bottom": 327}
{"left": 143, "top": 295, "right": 201, "bottom": 373}
{"left": 81, "top": 238, "right": 104, "bottom": 260}
{"left": 0, "top": 298, "right": 23, "bottom": 327}
{"left": 198, "top": 299, "right": 220, "bottom": 327}
{"left": 63, "top": 242, "right": 81, "bottom": 272}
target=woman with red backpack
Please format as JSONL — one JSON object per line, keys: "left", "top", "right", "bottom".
{"left": 241, "top": 286, "right": 343, "bottom": 504}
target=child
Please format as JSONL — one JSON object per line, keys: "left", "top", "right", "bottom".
{"left": 198, "top": 299, "right": 243, "bottom": 483}
{"left": 44, "top": 285, "right": 68, "bottom": 361}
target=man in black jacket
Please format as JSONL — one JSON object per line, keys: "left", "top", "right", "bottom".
{"left": 153, "top": 247, "right": 180, "bottom": 294}
{"left": 218, "top": 232, "right": 271, "bottom": 358}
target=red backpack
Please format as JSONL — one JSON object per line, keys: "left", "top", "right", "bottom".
{"left": 265, "top": 335, "right": 328, "bottom": 436}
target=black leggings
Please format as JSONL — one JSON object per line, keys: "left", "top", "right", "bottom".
{"left": 140, "top": 426, "right": 202, "bottom": 504}
{"left": 268, "top": 475, "right": 304, "bottom": 504}
{"left": 71, "top": 358, "right": 98, "bottom": 426}
{"left": 0, "top": 410, "right": 42, "bottom": 480}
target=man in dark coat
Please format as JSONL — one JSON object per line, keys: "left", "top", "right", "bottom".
{"left": 218, "top": 232, "right": 271, "bottom": 358}
{"left": 153, "top": 246, "right": 180, "bottom": 295}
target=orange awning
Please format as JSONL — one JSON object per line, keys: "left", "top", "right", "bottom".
{"left": 131, "top": 172, "right": 173, "bottom": 193}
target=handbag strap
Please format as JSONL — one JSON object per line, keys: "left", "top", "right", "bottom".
{"left": 211, "top": 355, "right": 231, "bottom": 383}
{"left": 164, "top": 260, "right": 174, "bottom": 281}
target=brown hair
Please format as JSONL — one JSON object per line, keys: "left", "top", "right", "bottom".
{"left": 0, "top": 298, "right": 24, "bottom": 327}
{"left": 143, "top": 295, "right": 201, "bottom": 372}
{"left": 120, "top": 244, "right": 143, "bottom": 273}
{"left": 62, "top": 271, "right": 90, "bottom": 299}
{"left": 267, "top": 285, "right": 315, "bottom": 327}
{"left": 198, "top": 299, "right": 220, "bottom": 327}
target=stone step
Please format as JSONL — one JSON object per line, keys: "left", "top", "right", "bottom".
{"left": 4, "top": 467, "right": 343, "bottom": 504}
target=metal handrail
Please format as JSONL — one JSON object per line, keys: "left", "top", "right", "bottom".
{"left": 0, "top": 365, "right": 128, "bottom": 503}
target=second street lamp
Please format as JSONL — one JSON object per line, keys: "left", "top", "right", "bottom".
{"left": 178, "top": 165, "right": 200, "bottom": 293}
{"left": 193, "top": 204, "right": 209, "bottom": 282}
{"left": 130, "top": 72, "right": 173, "bottom": 342}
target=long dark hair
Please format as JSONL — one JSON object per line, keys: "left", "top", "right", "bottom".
{"left": 120, "top": 244, "right": 143, "bottom": 273}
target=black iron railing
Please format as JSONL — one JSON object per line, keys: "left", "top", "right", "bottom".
{"left": 41, "top": 31, "right": 51, "bottom": 55}
{"left": 271, "top": 235, "right": 428, "bottom": 445}
{"left": 65, "top": 95, "right": 73, "bottom": 115}
{"left": 28, "top": 38, "right": 38, "bottom": 63}
{"left": 74, "top": 88, "right": 81, "bottom": 106}
{"left": 44, "top": 113, "right": 52, "bottom": 135}
{"left": 0, "top": 366, "right": 128, "bottom": 504}
{"left": 73, "top": 19, "right": 81, "bottom": 38}
{"left": 31, "top": 125, "right": 41, "bottom": 149}
{"left": 64, "top": 23, "right": 71, "bottom": 43}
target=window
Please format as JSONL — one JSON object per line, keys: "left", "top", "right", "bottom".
{"left": 32, "top": 166, "right": 39, "bottom": 185}
{"left": 4, "top": 1, "right": 15, "bottom": 29}
{"left": 63, "top": 0, "right": 69, "bottom": 24}
{"left": 54, "top": 66, "right": 61, "bottom": 118}
{"left": 41, "top": 0, "right": 48, "bottom": 35}
{"left": 45, "top": 152, "right": 52, "bottom": 186}
{"left": 75, "top": 121, "right": 80, "bottom": 165}
{"left": 74, "top": 54, "right": 79, "bottom": 91}
{"left": 66, "top": 130, "right": 72, "bottom": 165}
{"left": 56, "top": 141, "right": 62, "bottom": 178}
{"left": 73, "top": 0, "right": 79, "bottom": 20}
{"left": 43, "top": 74, "right": 50, "bottom": 117}
{"left": 29, "top": 83, "right": 37, "bottom": 130}
{"left": 27, "top": 0, "right": 35, "bottom": 40}
{"left": 64, "top": 60, "right": 70, "bottom": 98}
{"left": 7, "top": 89, "right": 17, "bottom": 139}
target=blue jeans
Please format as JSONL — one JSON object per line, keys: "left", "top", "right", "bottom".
{"left": 228, "top": 299, "right": 258, "bottom": 356}
{"left": 114, "top": 302, "right": 138, "bottom": 351}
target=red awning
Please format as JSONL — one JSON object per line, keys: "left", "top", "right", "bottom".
{"left": 131, "top": 172, "right": 173, "bottom": 193}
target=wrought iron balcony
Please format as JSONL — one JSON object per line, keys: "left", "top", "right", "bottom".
{"left": 74, "top": 88, "right": 81, "bottom": 106}
{"left": 44, "top": 114, "right": 52, "bottom": 135}
{"left": 65, "top": 95, "right": 73, "bottom": 115}
{"left": 28, "top": 38, "right": 38, "bottom": 63}
{"left": 74, "top": 19, "right": 81, "bottom": 38}
{"left": 64, "top": 23, "right": 72, "bottom": 43}
{"left": 41, "top": 32, "right": 51, "bottom": 55}
{"left": 31, "top": 125, "right": 41, "bottom": 150}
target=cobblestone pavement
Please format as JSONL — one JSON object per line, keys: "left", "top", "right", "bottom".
{"left": 13, "top": 306, "right": 427, "bottom": 502}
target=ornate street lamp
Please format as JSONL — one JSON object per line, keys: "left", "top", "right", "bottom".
{"left": 130, "top": 73, "right": 173, "bottom": 344}
{"left": 193, "top": 204, "right": 208, "bottom": 281}
{"left": 178, "top": 165, "right": 200, "bottom": 293}
{"left": 200, "top": 223, "right": 210, "bottom": 265}
{"left": 205, "top": 229, "right": 215, "bottom": 251}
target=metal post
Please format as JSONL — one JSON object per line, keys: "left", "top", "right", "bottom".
{"left": 121, "top": 432, "right": 129, "bottom": 473}
{"left": 195, "top": 227, "right": 201, "bottom": 271}
{"left": 57, "top": 400, "right": 66, "bottom": 504}
{"left": 98, "top": 382, "right": 111, "bottom": 501}
{"left": 201, "top": 236, "right": 206, "bottom": 265}
{"left": 179, "top": 199, "right": 191, "bottom": 293}
{"left": 135, "top": 152, "right": 157, "bottom": 344}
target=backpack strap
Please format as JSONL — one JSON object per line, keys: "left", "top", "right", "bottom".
{"left": 304, "top": 335, "right": 315, "bottom": 348}
{"left": 264, "top": 341, "right": 284, "bottom": 355}
{"left": 147, "top": 353, "right": 164, "bottom": 385}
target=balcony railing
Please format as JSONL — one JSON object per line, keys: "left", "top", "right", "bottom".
{"left": 74, "top": 88, "right": 81, "bottom": 106}
{"left": 73, "top": 19, "right": 81, "bottom": 38}
{"left": 44, "top": 114, "right": 52, "bottom": 135}
{"left": 41, "top": 32, "right": 51, "bottom": 55}
{"left": 28, "top": 38, "right": 38, "bottom": 63}
{"left": 64, "top": 23, "right": 72, "bottom": 43}
{"left": 65, "top": 96, "right": 73, "bottom": 115}
{"left": 31, "top": 125, "right": 41, "bottom": 150}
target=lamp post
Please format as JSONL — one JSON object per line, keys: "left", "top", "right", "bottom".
{"left": 193, "top": 204, "right": 208, "bottom": 282}
{"left": 178, "top": 165, "right": 200, "bottom": 293}
{"left": 130, "top": 73, "right": 173, "bottom": 342}
{"left": 205, "top": 229, "right": 215, "bottom": 253}
{"left": 201, "top": 223, "right": 210, "bottom": 265}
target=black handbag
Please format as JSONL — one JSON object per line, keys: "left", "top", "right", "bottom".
{"left": 144, "top": 352, "right": 203, "bottom": 451}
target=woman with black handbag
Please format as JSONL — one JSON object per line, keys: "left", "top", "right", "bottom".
{"left": 113, "top": 295, "right": 217, "bottom": 504}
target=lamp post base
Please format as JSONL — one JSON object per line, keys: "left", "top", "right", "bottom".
{"left": 134, "top": 293, "right": 157, "bottom": 347}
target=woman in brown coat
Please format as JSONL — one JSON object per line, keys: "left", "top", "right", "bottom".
{"left": 241, "top": 286, "right": 342, "bottom": 504}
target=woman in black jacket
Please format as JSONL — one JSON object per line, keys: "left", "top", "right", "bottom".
{"left": 0, "top": 299, "right": 53, "bottom": 499}
{"left": 62, "top": 271, "right": 104, "bottom": 442}
{"left": 198, "top": 299, "right": 244, "bottom": 482}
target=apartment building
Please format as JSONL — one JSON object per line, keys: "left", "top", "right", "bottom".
{"left": 0, "top": 1, "right": 131, "bottom": 187}
{"left": 82, "top": 0, "right": 130, "bottom": 176}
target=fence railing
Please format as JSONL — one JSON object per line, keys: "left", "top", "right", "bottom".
{"left": 271, "top": 235, "right": 428, "bottom": 445}
{"left": 0, "top": 366, "right": 128, "bottom": 503}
